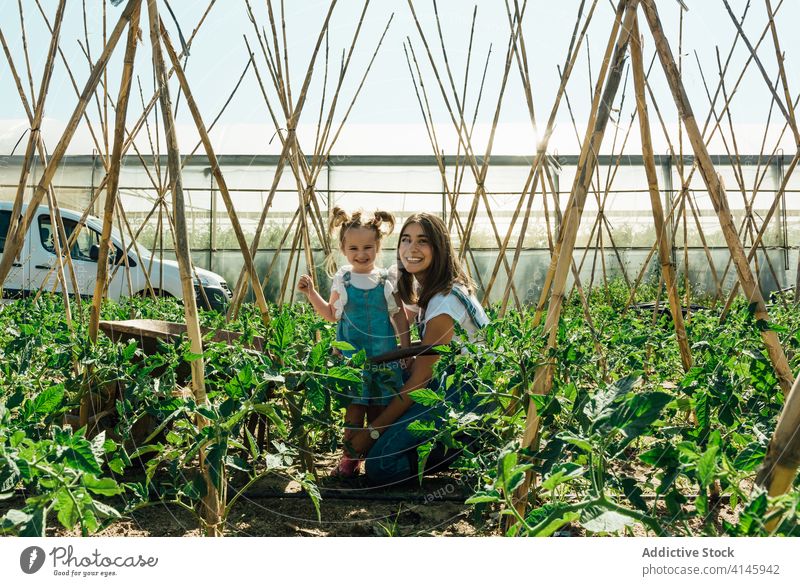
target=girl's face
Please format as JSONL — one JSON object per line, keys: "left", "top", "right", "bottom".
{"left": 342, "top": 226, "right": 379, "bottom": 273}
{"left": 399, "top": 222, "right": 433, "bottom": 279}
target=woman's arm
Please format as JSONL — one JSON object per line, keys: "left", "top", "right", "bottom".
{"left": 297, "top": 274, "right": 339, "bottom": 322}
{"left": 349, "top": 313, "right": 454, "bottom": 454}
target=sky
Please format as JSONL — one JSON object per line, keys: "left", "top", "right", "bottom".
{"left": 0, "top": 0, "right": 799, "bottom": 156}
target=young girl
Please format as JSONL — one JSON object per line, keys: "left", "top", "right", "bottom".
{"left": 297, "top": 208, "right": 410, "bottom": 477}
{"left": 346, "top": 212, "right": 490, "bottom": 486}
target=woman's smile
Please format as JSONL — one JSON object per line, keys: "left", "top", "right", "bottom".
{"left": 399, "top": 222, "right": 432, "bottom": 276}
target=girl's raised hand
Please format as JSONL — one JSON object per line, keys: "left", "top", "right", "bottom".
{"left": 297, "top": 274, "right": 315, "bottom": 296}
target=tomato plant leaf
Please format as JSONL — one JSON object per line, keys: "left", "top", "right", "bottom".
{"left": 407, "top": 420, "right": 437, "bottom": 438}
{"left": 331, "top": 340, "right": 355, "bottom": 352}
{"left": 696, "top": 445, "right": 719, "bottom": 488}
{"left": 61, "top": 437, "right": 102, "bottom": 476}
{"left": 581, "top": 507, "right": 637, "bottom": 534}
{"left": 408, "top": 388, "right": 444, "bottom": 407}
{"left": 54, "top": 488, "right": 79, "bottom": 530}
{"left": 82, "top": 475, "right": 123, "bottom": 496}
{"left": 30, "top": 384, "right": 65, "bottom": 416}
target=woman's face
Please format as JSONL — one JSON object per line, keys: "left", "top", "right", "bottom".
{"left": 399, "top": 222, "right": 433, "bottom": 279}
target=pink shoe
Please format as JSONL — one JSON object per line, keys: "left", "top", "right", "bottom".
{"left": 330, "top": 454, "right": 361, "bottom": 478}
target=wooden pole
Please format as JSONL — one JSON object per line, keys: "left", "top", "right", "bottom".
{"left": 160, "top": 22, "right": 271, "bottom": 326}
{"left": 0, "top": 0, "right": 139, "bottom": 292}
{"left": 88, "top": 0, "right": 141, "bottom": 344}
{"left": 510, "top": 0, "right": 639, "bottom": 522}
{"left": 756, "top": 370, "right": 800, "bottom": 531}
{"left": 81, "top": 0, "right": 142, "bottom": 430}
{"left": 483, "top": 0, "right": 599, "bottom": 304}
{"left": 146, "top": 0, "right": 219, "bottom": 536}
{"left": 641, "top": 0, "right": 794, "bottom": 396}
{"left": 629, "top": 14, "right": 692, "bottom": 373}
{"left": 532, "top": 0, "right": 629, "bottom": 327}
{"left": 406, "top": 0, "right": 524, "bottom": 307}
{"left": 228, "top": 0, "right": 338, "bottom": 315}
{"left": 5, "top": 0, "right": 66, "bottom": 249}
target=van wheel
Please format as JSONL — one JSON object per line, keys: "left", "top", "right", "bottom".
{"left": 135, "top": 289, "right": 173, "bottom": 299}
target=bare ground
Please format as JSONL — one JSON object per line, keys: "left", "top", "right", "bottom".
{"left": 3, "top": 455, "right": 494, "bottom": 537}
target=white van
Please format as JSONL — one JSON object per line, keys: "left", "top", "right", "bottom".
{"left": 0, "top": 202, "right": 232, "bottom": 311}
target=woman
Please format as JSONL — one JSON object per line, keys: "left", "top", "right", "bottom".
{"left": 348, "top": 212, "right": 489, "bottom": 486}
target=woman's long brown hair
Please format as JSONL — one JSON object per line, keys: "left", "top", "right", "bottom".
{"left": 396, "top": 213, "right": 474, "bottom": 309}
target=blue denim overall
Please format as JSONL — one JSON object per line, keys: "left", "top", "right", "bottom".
{"left": 364, "top": 287, "right": 489, "bottom": 485}
{"left": 337, "top": 270, "right": 404, "bottom": 406}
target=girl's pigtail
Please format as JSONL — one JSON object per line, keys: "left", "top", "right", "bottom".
{"left": 372, "top": 210, "right": 396, "bottom": 237}
{"left": 326, "top": 207, "right": 350, "bottom": 277}
{"left": 329, "top": 206, "right": 350, "bottom": 233}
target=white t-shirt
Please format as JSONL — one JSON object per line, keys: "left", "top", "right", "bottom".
{"left": 330, "top": 265, "right": 400, "bottom": 320}
{"left": 407, "top": 283, "right": 489, "bottom": 342}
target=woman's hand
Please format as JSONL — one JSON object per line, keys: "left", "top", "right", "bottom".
{"left": 297, "top": 274, "right": 315, "bottom": 296}
{"left": 349, "top": 428, "right": 375, "bottom": 456}
{"left": 399, "top": 356, "right": 415, "bottom": 371}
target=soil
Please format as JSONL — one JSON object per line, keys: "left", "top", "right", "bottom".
{"left": 3, "top": 451, "right": 750, "bottom": 537}
{"left": 5, "top": 454, "right": 495, "bottom": 537}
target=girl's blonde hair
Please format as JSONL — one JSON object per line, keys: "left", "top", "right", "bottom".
{"left": 396, "top": 213, "right": 474, "bottom": 309}
{"left": 325, "top": 207, "right": 395, "bottom": 276}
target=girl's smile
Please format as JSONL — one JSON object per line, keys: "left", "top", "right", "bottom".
{"left": 342, "top": 226, "right": 379, "bottom": 273}
{"left": 399, "top": 222, "right": 432, "bottom": 278}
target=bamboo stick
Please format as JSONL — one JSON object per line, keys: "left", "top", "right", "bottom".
{"left": 532, "top": 0, "right": 629, "bottom": 327}
{"left": 721, "top": 0, "right": 800, "bottom": 145}
{"left": 146, "top": 0, "right": 219, "bottom": 536}
{"left": 228, "top": 0, "right": 338, "bottom": 314}
{"left": 511, "top": 0, "right": 639, "bottom": 522}
{"left": 406, "top": 0, "right": 524, "bottom": 307}
{"left": 88, "top": 0, "right": 142, "bottom": 345}
{"left": 630, "top": 13, "right": 692, "bottom": 372}
{"left": 102, "top": 0, "right": 109, "bottom": 162}
{"left": 160, "top": 23, "right": 271, "bottom": 326}
{"left": 401, "top": 40, "right": 488, "bottom": 290}
{"left": 5, "top": 0, "right": 66, "bottom": 269}
{"left": 677, "top": 5, "right": 689, "bottom": 316}
{"left": 0, "top": 0, "right": 140, "bottom": 292}
{"left": 764, "top": 0, "right": 799, "bottom": 147}
{"left": 29, "top": 143, "right": 76, "bottom": 340}
{"left": 641, "top": 0, "right": 794, "bottom": 396}
{"left": 16, "top": 0, "right": 37, "bottom": 111}
{"left": 756, "top": 370, "right": 800, "bottom": 531}
{"left": 484, "top": 0, "right": 600, "bottom": 305}
{"left": 114, "top": 203, "right": 134, "bottom": 299}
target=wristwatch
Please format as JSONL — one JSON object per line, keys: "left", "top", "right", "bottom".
{"left": 367, "top": 425, "right": 381, "bottom": 440}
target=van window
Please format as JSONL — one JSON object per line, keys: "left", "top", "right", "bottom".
{"left": 0, "top": 211, "right": 10, "bottom": 252}
{"left": 38, "top": 215, "right": 100, "bottom": 262}
{"left": 38, "top": 215, "right": 129, "bottom": 265}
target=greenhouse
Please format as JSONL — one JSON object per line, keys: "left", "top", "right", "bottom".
{"left": 1, "top": 0, "right": 800, "bottom": 545}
